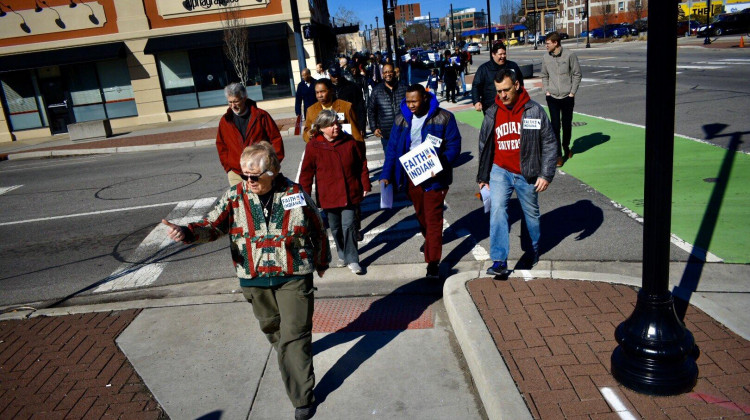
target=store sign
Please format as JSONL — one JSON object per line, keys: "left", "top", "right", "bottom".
{"left": 157, "top": 0, "right": 269, "bottom": 19}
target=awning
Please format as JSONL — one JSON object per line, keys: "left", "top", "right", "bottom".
{"left": 143, "top": 23, "right": 289, "bottom": 55}
{"left": 0, "top": 42, "right": 127, "bottom": 73}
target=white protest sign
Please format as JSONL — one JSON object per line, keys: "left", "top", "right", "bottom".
{"left": 341, "top": 123, "right": 353, "bottom": 135}
{"left": 281, "top": 193, "right": 307, "bottom": 210}
{"left": 398, "top": 141, "right": 443, "bottom": 186}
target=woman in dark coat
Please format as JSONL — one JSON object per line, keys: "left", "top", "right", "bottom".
{"left": 299, "top": 110, "right": 371, "bottom": 274}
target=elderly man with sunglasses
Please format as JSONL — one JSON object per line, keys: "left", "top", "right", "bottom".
{"left": 162, "top": 142, "right": 330, "bottom": 420}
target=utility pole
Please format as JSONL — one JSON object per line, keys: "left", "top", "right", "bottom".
{"left": 450, "top": 3, "right": 456, "bottom": 49}
{"left": 392, "top": 0, "right": 400, "bottom": 65}
{"left": 382, "top": 0, "right": 392, "bottom": 59}
{"left": 586, "top": 0, "right": 591, "bottom": 48}
{"left": 428, "top": 12, "right": 434, "bottom": 46}
{"left": 376, "top": 16, "right": 381, "bottom": 51}
{"left": 486, "top": 0, "right": 492, "bottom": 47}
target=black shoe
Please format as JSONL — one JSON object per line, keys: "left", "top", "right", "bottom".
{"left": 295, "top": 403, "right": 316, "bottom": 420}
{"left": 419, "top": 242, "right": 425, "bottom": 254}
{"left": 426, "top": 262, "right": 440, "bottom": 279}
{"left": 531, "top": 251, "right": 539, "bottom": 267}
{"left": 486, "top": 260, "right": 511, "bottom": 277}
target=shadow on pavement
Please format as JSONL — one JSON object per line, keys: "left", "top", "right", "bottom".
{"left": 312, "top": 280, "right": 440, "bottom": 404}
{"left": 673, "top": 123, "right": 744, "bottom": 320}
{"left": 537, "top": 199, "right": 604, "bottom": 255}
{"left": 570, "top": 132, "right": 611, "bottom": 155}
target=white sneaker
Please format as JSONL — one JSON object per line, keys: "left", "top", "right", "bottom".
{"left": 348, "top": 263, "right": 363, "bottom": 275}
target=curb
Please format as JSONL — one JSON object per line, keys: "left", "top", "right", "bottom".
{"left": 444, "top": 267, "right": 750, "bottom": 420}
{"left": 5, "top": 139, "right": 216, "bottom": 160}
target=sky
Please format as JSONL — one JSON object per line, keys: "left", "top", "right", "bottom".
{"left": 327, "top": 0, "right": 497, "bottom": 30}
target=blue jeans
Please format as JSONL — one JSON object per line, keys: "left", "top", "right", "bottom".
{"left": 459, "top": 71, "right": 466, "bottom": 94}
{"left": 489, "top": 165, "right": 540, "bottom": 262}
{"left": 327, "top": 206, "right": 359, "bottom": 264}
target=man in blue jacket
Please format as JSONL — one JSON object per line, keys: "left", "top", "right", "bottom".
{"left": 380, "top": 84, "right": 461, "bottom": 279}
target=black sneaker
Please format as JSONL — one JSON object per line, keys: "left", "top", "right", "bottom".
{"left": 426, "top": 262, "right": 440, "bottom": 279}
{"left": 531, "top": 251, "right": 539, "bottom": 267}
{"left": 486, "top": 260, "right": 511, "bottom": 277}
{"left": 419, "top": 243, "right": 425, "bottom": 254}
{"left": 295, "top": 403, "right": 316, "bottom": 420}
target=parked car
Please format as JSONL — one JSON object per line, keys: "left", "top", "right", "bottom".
{"left": 619, "top": 24, "right": 639, "bottom": 36}
{"left": 590, "top": 24, "right": 630, "bottom": 38}
{"left": 579, "top": 30, "right": 589, "bottom": 38}
{"left": 465, "top": 42, "right": 481, "bottom": 54}
{"left": 546, "top": 31, "right": 569, "bottom": 40}
{"left": 414, "top": 51, "right": 440, "bottom": 68}
{"left": 696, "top": 12, "right": 750, "bottom": 36}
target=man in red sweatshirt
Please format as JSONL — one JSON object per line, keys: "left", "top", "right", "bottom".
{"left": 476, "top": 69, "right": 559, "bottom": 277}
{"left": 216, "top": 82, "right": 285, "bottom": 186}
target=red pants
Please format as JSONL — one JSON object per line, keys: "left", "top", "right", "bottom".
{"left": 406, "top": 180, "right": 447, "bottom": 264}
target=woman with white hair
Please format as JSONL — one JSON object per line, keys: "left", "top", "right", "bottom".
{"left": 162, "top": 142, "right": 328, "bottom": 420}
{"left": 299, "top": 109, "right": 370, "bottom": 275}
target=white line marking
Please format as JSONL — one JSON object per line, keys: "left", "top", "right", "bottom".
{"left": 0, "top": 185, "right": 22, "bottom": 196}
{"left": 94, "top": 197, "right": 217, "bottom": 293}
{"left": 600, "top": 387, "right": 638, "bottom": 420}
{"left": 518, "top": 270, "right": 534, "bottom": 281}
{"left": 295, "top": 149, "right": 305, "bottom": 183}
{"left": 592, "top": 70, "right": 611, "bottom": 73}
{"left": 719, "top": 58, "right": 750, "bottom": 62}
{"left": 0, "top": 156, "right": 103, "bottom": 172}
{"left": 0, "top": 201, "right": 184, "bottom": 227}
{"left": 676, "top": 65, "right": 725, "bottom": 69}
{"left": 366, "top": 148, "right": 383, "bottom": 156}
{"left": 610, "top": 200, "right": 723, "bottom": 262}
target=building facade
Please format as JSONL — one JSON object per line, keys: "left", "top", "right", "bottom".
{"left": 0, "top": 0, "right": 334, "bottom": 142}
{"left": 440, "top": 8, "right": 486, "bottom": 35}
{"left": 395, "top": 3, "right": 421, "bottom": 27}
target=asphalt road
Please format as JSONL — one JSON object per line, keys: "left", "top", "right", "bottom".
{"left": 2, "top": 39, "right": 743, "bottom": 308}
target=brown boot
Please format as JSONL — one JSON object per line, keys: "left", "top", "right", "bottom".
{"left": 556, "top": 157, "right": 564, "bottom": 167}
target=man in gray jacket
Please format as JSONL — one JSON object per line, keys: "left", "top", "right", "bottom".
{"left": 541, "top": 32, "right": 582, "bottom": 167}
{"left": 477, "top": 69, "right": 558, "bottom": 277}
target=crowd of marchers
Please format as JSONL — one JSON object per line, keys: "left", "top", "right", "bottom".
{"left": 161, "top": 33, "right": 581, "bottom": 420}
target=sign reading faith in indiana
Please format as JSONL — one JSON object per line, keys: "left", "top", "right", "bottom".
{"left": 399, "top": 141, "right": 443, "bottom": 186}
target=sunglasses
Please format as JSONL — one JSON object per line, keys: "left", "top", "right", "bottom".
{"left": 245, "top": 170, "right": 274, "bottom": 182}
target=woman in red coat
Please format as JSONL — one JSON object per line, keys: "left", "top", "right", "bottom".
{"left": 299, "top": 110, "right": 371, "bottom": 275}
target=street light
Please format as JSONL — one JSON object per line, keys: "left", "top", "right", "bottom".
{"left": 376, "top": 16, "right": 381, "bottom": 52}
{"left": 704, "top": 0, "right": 712, "bottom": 45}
{"left": 586, "top": 0, "right": 591, "bottom": 48}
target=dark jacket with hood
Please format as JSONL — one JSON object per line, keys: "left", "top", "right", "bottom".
{"left": 381, "top": 92, "right": 461, "bottom": 192}
{"left": 471, "top": 58, "right": 524, "bottom": 112}
{"left": 367, "top": 80, "right": 408, "bottom": 139}
{"left": 216, "top": 99, "right": 284, "bottom": 175}
{"left": 476, "top": 88, "right": 558, "bottom": 184}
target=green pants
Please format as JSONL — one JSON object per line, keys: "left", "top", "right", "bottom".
{"left": 242, "top": 275, "right": 315, "bottom": 407}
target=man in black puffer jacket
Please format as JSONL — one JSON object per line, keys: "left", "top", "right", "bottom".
{"left": 367, "top": 63, "right": 408, "bottom": 151}
{"left": 471, "top": 42, "right": 524, "bottom": 113}
{"left": 329, "top": 66, "right": 366, "bottom": 135}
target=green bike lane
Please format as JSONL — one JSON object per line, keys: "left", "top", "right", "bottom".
{"left": 455, "top": 109, "right": 749, "bottom": 263}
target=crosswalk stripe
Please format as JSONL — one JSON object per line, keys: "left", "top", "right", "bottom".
{"left": 676, "top": 65, "right": 725, "bottom": 69}
{"left": 94, "top": 197, "right": 217, "bottom": 293}
{"left": 0, "top": 185, "right": 22, "bottom": 196}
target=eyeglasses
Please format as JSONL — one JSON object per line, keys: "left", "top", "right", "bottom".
{"left": 245, "top": 170, "right": 274, "bottom": 182}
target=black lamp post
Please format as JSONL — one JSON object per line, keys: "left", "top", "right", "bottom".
{"left": 610, "top": 0, "right": 699, "bottom": 396}
{"left": 428, "top": 12, "right": 434, "bottom": 46}
{"left": 450, "top": 3, "right": 455, "bottom": 49}
{"left": 376, "top": 16, "right": 381, "bottom": 52}
{"left": 486, "top": 0, "right": 492, "bottom": 47}
{"left": 586, "top": 0, "right": 591, "bottom": 48}
{"left": 704, "top": 0, "right": 712, "bottom": 45}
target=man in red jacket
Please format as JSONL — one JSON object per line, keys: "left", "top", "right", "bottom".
{"left": 217, "top": 82, "right": 285, "bottom": 186}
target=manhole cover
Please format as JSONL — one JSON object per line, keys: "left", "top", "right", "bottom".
{"left": 313, "top": 296, "right": 434, "bottom": 333}
{"left": 572, "top": 121, "right": 587, "bottom": 127}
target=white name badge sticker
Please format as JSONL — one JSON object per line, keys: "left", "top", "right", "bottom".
{"left": 426, "top": 133, "right": 443, "bottom": 148}
{"left": 281, "top": 193, "right": 307, "bottom": 210}
{"left": 523, "top": 118, "right": 542, "bottom": 130}
{"left": 337, "top": 112, "right": 345, "bottom": 121}
{"left": 341, "top": 123, "right": 353, "bottom": 135}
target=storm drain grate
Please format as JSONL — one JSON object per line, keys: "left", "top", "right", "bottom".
{"left": 313, "top": 295, "right": 434, "bottom": 333}
{"left": 572, "top": 121, "right": 588, "bottom": 127}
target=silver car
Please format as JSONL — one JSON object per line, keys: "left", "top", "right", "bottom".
{"left": 466, "top": 42, "right": 481, "bottom": 54}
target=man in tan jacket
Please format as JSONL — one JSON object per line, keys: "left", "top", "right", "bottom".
{"left": 303, "top": 78, "right": 363, "bottom": 143}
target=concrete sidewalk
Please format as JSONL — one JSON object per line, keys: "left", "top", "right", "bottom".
{"left": 2, "top": 260, "right": 749, "bottom": 419}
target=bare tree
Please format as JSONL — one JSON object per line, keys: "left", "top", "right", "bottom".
{"left": 598, "top": 0, "right": 614, "bottom": 35}
{"left": 333, "top": 6, "right": 361, "bottom": 26}
{"left": 403, "top": 23, "right": 430, "bottom": 47}
{"left": 221, "top": 3, "right": 250, "bottom": 86}
{"left": 500, "top": 0, "right": 519, "bottom": 43}
{"left": 629, "top": 0, "right": 646, "bottom": 23}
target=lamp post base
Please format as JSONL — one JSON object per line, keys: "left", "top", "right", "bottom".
{"left": 611, "top": 290, "right": 699, "bottom": 396}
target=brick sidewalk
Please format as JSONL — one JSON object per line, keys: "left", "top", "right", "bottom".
{"left": 469, "top": 277, "right": 750, "bottom": 419}
{"left": 0, "top": 310, "right": 166, "bottom": 419}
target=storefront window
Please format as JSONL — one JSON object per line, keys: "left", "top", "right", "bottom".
{"left": 157, "top": 39, "right": 293, "bottom": 112}
{"left": 97, "top": 60, "right": 138, "bottom": 119}
{"left": 159, "top": 51, "right": 198, "bottom": 111}
{"left": 67, "top": 64, "right": 107, "bottom": 122}
{"left": 0, "top": 72, "right": 44, "bottom": 131}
